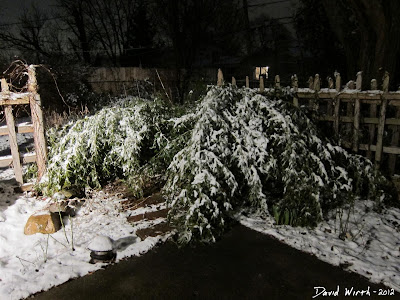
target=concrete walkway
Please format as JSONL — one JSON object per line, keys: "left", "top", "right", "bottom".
{"left": 32, "top": 225, "right": 392, "bottom": 300}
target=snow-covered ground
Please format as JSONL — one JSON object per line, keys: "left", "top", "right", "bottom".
{"left": 238, "top": 200, "right": 400, "bottom": 292}
{"left": 0, "top": 168, "right": 170, "bottom": 300}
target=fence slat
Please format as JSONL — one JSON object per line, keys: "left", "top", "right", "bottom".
{"left": 1, "top": 79, "right": 23, "bottom": 184}
{"left": 334, "top": 97, "right": 341, "bottom": 137}
{"left": 4, "top": 107, "right": 23, "bottom": 184}
{"left": 353, "top": 98, "right": 361, "bottom": 152}
{"left": 367, "top": 104, "right": 377, "bottom": 160}
{"left": 375, "top": 72, "right": 389, "bottom": 169}
{"left": 375, "top": 96, "right": 388, "bottom": 169}
{"left": 246, "top": 76, "right": 249, "bottom": 88}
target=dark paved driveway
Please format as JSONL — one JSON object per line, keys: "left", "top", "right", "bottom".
{"left": 32, "top": 225, "right": 395, "bottom": 300}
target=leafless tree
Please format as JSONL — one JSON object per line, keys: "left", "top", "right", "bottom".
{"left": 0, "top": 4, "right": 54, "bottom": 63}
{"left": 322, "top": 0, "right": 400, "bottom": 87}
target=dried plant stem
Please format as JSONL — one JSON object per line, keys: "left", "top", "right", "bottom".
{"left": 156, "top": 69, "right": 172, "bottom": 104}
{"left": 69, "top": 215, "right": 75, "bottom": 251}
{"left": 57, "top": 202, "right": 69, "bottom": 244}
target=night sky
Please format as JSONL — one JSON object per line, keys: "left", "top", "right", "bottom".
{"left": 1, "top": 0, "right": 297, "bottom": 30}
{"left": 1, "top": 0, "right": 57, "bottom": 23}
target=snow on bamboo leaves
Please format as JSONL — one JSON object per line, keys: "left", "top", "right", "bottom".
{"left": 164, "top": 86, "right": 391, "bottom": 243}
{"left": 41, "top": 87, "right": 392, "bottom": 244}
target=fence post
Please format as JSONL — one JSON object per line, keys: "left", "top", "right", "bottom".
{"left": 382, "top": 71, "right": 389, "bottom": 92}
{"left": 346, "top": 74, "right": 358, "bottom": 141}
{"left": 370, "top": 79, "right": 378, "bottom": 90}
{"left": 1, "top": 79, "right": 23, "bottom": 185}
{"left": 375, "top": 72, "right": 389, "bottom": 169}
{"left": 27, "top": 65, "right": 47, "bottom": 181}
{"left": 335, "top": 72, "right": 341, "bottom": 92}
{"left": 353, "top": 97, "right": 361, "bottom": 152}
{"left": 308, "top": 76, "right": 314, "bottom": 90}
{"left": 260, "top": 76, "right": 264, "bottom": 93}
{"left": 291, "top": 74, "right": 298, "bottom": 107}
{"left": 327, "top": 76, "right": 334, "bottom": 115}
{"left": 311, "top": 74, "right": 320, "bottom": 110}
{"left": 275, "top": 75, "right": 280, "bottom": 89}
{"left": 356, "top": 71, "right": 362, "bottom": 90}
{"left": 327, "top": 76, "right": 334, "bottom": 89}
{"left": 246, "top": 76, "right": 249, "bottom": 88}
{"left": 367, "top": 79, "right": 378, "bottom": 159}
{"left": 217, "top": 68, "right": 224, "bottom": 86}
{"left": 232, "top": 77, "right": 236, "bottom": 87}
{"left": 313, "top": 74, "right": 320, "bottom": 92}
{"left": 334, "top": 72, "right": 341, "bottom": 137}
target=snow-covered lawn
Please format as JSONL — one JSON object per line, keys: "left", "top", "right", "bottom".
{"left": 238, "top": 200, "right": 400, "bottom": 292}
{"left": 0, "top": 169, "right": 170, "bottom": 300}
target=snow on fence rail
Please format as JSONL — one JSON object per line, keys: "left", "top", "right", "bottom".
{"left": 218, "top": 69, "right": 400, "bottom": 175}
{"left": 0, "top": 65, "right": 47, "bottom": 190}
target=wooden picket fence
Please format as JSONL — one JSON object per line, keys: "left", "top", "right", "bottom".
{"left": 0, "top": 66, "right": 47, "bottom": 190}
{"left": 217, "top": 68, "right": 400, "bottom": 175}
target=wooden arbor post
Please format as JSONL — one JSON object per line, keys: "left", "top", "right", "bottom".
{"left": 27, "top": 65, "right": 47, "bottom": 181}
{"left": 1, "top": 79, "right": 23, "bottom": 185}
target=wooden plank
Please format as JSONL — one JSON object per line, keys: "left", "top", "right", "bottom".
{"left": 297, "top": 92, "right": 400, "bottom": 101}
{"left": 0, "top": 97, "right": 30, "bottom": 105}
{"left": 4, "top": 105, "right": 23, "bottom": 184}
{"left": 353, "top": 98, "right": 360, "bottom": 152}
{"left": 0, "top": 123, "right": 34, "bottom": 136}
{"left": 358, "top": 144, "right": 400, "bottom": 155}
{"left": 0, "top": 152, "right": 37, "bottom": 168}
{"left": 2, "top": 79, "right": 23, "bottom": 185}
{"left": 318, "top": 116, "right": 400, "bottom": 126}
{"left": 388, "top": 100, "right": 400, "bottom": 107}
{"left": 375, "top": 97, "right": 388, "bottom": 169}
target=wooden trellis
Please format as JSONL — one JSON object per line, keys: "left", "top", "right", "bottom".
{"left": 293, "top": 71, "right": 400, "bottom": 174}
{"left": 0, "top": 65, "right": 47, "bottom": 190}
{"left": 219, "top": 69, "right": 400, "bottom": 175}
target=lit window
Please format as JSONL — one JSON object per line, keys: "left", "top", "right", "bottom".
{"left": 255, "top": 66, "right": 269, "bottom": 80}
